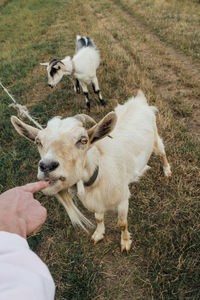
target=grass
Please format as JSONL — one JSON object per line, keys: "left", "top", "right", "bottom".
{"left": 0, "top": 0, "right": 200, "bottom": 299}
{"left": 112, "top": 0, "right": 200, "bottom": 62}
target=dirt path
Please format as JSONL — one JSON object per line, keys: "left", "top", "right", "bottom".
{"left": 111, "top": 0, "right": 200, "bottom": 141}
{"left": 88, "top": 0, "right": 200, "bottom": 141}
{"left": 111, "top": 0, "right": 200, "bottom": 83}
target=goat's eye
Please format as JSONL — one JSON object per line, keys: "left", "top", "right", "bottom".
{"left": 35, "top": 138, "right": 42, "bottom": 147}
{"left": 76, "top": 136, "right": 88, "bottom": 148}
{"left": 80, "top": 137, "right": 88, "bottom": 144}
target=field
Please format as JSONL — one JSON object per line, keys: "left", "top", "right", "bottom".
{"left": 0, "top": 0, "right": 200, "bottom": 299}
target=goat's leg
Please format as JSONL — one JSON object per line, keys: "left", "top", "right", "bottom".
{"left": 117, "top": 197, "right": 132, "bottom": 252}
{"left": 79, "top": 81, "right": 91, "bottom": 111}
{"left": 72, "top": 79, "right": 80, "bottom": 94}
{"left": 92, "top": 77, "right": 106, "bottom": 106}
{"left": 154, "top": 123, "right": 171, "bottom": 177}
{"left": 91, "top": 212, "right": 105, "bottom": 244}
{"left": 74, "top": 78, "right": 80, "bottom": 94}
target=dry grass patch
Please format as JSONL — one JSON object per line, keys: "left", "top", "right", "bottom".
{"left": 114, "top": 0, "right": 200, "bottom": 62}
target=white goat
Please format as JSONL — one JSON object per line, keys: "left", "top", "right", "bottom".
{"left": 11, "top": 91, "right": 171, "bottom": 252}
{"left": 40, "top": 35, "right": 105, "bottom": 111}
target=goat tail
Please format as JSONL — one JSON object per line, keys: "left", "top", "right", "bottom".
{"left": 136, "top": 89, "right": 148, "bottom": 104}
{"left": 136, "top": 90, "right": 157, "bottom": 113}
{"left": 56, "top": 191, "right": 93, "bottom": 233}
{"left": 75, "top": 35, "right": 98, "bottom": 52}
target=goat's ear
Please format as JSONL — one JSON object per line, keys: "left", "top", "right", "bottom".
{"left": 53, "top": 64, "right": 60, "bottom": 70}
{"left": 11, "top": 116, "right": 39, "bottom": 142}
{"left": 88, "top": 112, "right": 117, "bottom": 144}
{"left": 40, "top": 62, "right": 49, "bottom": 66}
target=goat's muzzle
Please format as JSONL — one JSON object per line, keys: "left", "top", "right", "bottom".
{"left": 39, "top": 161, "right": 59, "bottom": 173}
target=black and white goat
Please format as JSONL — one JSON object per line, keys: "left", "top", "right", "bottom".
{"left": 40, "top": 35, "right": 105, "bottom": 111}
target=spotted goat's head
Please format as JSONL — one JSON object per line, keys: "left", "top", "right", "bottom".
{"left": 40, "top": 57, "right": 70, "bottom": 88}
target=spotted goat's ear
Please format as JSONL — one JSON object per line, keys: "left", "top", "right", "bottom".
{"left": 11, "top": 116, "right": 39, "bottom": 142}
{"left": 40, "top": 62, "right": 49, "bottom": 66}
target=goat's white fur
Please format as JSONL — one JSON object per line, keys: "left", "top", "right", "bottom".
{"left": 11, "top": 90, "right": 171, "bottom": 251}
{"left": 61, "top": 48, "right": 100, "bottom": 84}
{"left": 40, "top": 35, "right": 105, "bottom": 110}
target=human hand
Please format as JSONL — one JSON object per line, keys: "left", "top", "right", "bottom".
{"left": 0, "top": 181, "right": 49, "bottom": 238}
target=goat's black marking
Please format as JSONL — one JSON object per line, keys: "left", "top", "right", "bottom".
{"left": 84, "top": 92, "right": 89, "bottom": 98}
{"left": 92, "top": 83, "right": 98, "bottom": 93}
{"left": 50, "top": 67, "right": 58, "bottom": 77}
{"left": 99, "top": 98, "right": 106, "bottom": 106}
{"left": 50, "top": 58, "right": 59, "bottom": 65}
{"left": 49, "top": 59, "right": 64, "bottom": 77}
{"left": 76, "top": 79, "right": 80, "bottom": 94}
{"left": 87, "top": 101, "right": 91, "bottom": 111}
{"left": 92, "top": 84, "right": 106, "bottom": 106}
{"left": 79, "top": 38, "right": 87, "bottom": 48}
{"left": 84, "top": 92, "right": 90, "bottom": 111}
{"left": 79, "top": 37, "right": 93, "bottom": 48}
{"left": 86, "top": 37, "right": 93, "bottom": 47}
{"left": 50, "top": 59, "right": 64, "bottom": 66}
{"left": 76, "top": 36, "right": 96, "bottom": 52}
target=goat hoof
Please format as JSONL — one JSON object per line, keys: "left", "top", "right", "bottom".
{"left": 100, "top": 99, "right": 106, "bottom": 106}
{"left": 91, "top": 231, "right": 104, "bottom": 244}
{"left": 86, "top": 103, "right": 91, "bottom": 112}
{"left": 164, "top": 164, "right": 171, "bottom": 177}
{"left": 74, "top": 87, "right": 80, "bottom": 94}
{"left": 121, "top": 239, "right": 132, "bottom": 253}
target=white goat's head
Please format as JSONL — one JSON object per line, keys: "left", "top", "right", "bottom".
{"left": 11, "top": 113, "right": 117, "bottom": 195}
{"left": 40, "top": 58, "right": 70, "bottom": 88}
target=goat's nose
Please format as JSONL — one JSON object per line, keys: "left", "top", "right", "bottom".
{"left": 39, "top": 161, "right": 59, "bottom": 172}
{"left": 48, "top": 84, "right": 53, "bottom": 88}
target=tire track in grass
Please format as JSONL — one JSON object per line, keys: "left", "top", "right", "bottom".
{"left": 111, "top": 0, "right": 200, "bottom": 83}
{"left": 110, "top": 0, "right": 200, "bottom": 140}
{"left": 89, "top": 0, "right": 200, "bottom": 141}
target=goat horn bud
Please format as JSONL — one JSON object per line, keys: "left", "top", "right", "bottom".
{"left": 74, "top": 114, "right": 96, "bottom": 126}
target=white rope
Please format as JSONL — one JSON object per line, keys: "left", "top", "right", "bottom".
{"left": 0, "top": 80, "right": 43, "bottom": 130}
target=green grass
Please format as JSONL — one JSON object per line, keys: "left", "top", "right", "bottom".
{"left": 0, "top": 0, "right": 200, "bottom": 299}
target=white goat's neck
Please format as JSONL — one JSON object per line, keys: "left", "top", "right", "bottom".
{"left": 82, "top": 147, "right": 100, "bottom": 185}
{"left": 61, "top": 56, "right": 74, "bottom": 75}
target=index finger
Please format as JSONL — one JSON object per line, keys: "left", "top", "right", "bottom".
{"left": 21, "top": 181, "right": 49, "bottom": 193}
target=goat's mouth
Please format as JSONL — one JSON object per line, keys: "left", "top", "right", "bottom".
{"left": 43, "top": 176, "right": 66, "bottom": 185}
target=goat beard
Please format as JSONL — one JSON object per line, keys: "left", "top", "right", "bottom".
{"left": 56, "top": 189, "right": 93, "bottom": 232}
